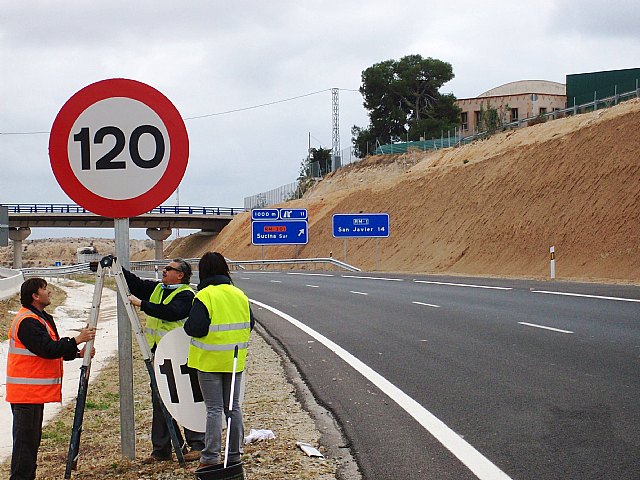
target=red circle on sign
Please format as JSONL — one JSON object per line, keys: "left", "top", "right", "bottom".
{"left": 49, "top": 78, "right": 188, "bottom": 218}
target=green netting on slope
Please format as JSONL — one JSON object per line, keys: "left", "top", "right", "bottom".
{"left": 373, "top": 138, "right": 471, "bottom": 155}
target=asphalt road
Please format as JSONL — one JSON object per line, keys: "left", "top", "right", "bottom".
{"left": 227, "top": 271, "right": 640, "bottom": 480}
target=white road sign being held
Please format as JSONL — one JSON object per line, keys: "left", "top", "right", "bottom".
{"left": 154, "top": 328, "right": 206, "bottom": 432}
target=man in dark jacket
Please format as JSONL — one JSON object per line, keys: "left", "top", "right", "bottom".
{"left": 6, "top": 277, "right": 95, "bottom": 480}
{"left": 122, "top": 258, "right": 204, "bottom": 463}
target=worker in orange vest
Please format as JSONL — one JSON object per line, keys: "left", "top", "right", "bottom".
{"left": 6, "top": 277, "right": 96, "bottom": 480}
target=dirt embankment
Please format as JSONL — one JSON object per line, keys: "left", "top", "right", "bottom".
{"left": 177, "top": 100, "right": 640, "bottom": 284}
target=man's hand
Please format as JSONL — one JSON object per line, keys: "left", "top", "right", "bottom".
{"left": 79, "top": 345, "right": 96, "bottom": 359}
{"left": 128, "top": 295, "right": 142, "bottom": 308}
{"left": 74, "top": 326, "right": 96, "bottom": 345}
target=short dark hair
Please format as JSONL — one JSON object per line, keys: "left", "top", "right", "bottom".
{"left": 198, "top": 252, "right": 231, "bottom": 282}
{"left": 21, "top": 277, "right": 47, "bottom": 307}
{"left": 173, "top": 258, "right": 192, "bottom": 284}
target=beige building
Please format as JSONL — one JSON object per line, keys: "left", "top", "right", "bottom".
{"left": 456, "top": 80, "right": 566, "bottom": 134}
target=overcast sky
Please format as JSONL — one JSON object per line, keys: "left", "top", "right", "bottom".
{"left": 2, "top": 0, "right": 639, "bottom": 239}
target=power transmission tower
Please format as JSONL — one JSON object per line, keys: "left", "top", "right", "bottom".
{"left": 331, "top": 88, "right": 341, "bottom": 172}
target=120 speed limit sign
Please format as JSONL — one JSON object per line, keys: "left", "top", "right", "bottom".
{"left": 49, "top": 78, "right": 188, "bottom": 218}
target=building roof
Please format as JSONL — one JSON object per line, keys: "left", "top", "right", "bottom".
{"left": 478, "top": 80, "right": 566, "bottom": 97}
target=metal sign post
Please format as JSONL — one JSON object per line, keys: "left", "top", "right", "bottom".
{"left": 0, "top": 205, "right": 8, "bottom": 247}
{"left": 333, "top": 213, "right": 390, "bottom": 269}
{"left": 50, "top": 78, "right": 189, "bottom": 460}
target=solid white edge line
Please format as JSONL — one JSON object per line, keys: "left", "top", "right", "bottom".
{"left": 412, "top": 301, "right": 441, "bottom": 308}
{"left": 350, "top": 291, "right": 368, "bottom": 296}
{"left": 250, "top": 299, "right": 513, "bottom": 480}
{"left": 342, "top": 275, "right": 403, "bottom": 281}
{"left": 532, "top": 290, "right": 640, "bottom": 303}
{"left": 414, "top": 280, "right": 512, "bottom": 290}
{"left": 518, "top": 322, "right": 574, "bottom": 334}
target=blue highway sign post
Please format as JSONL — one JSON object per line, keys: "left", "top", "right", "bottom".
{"left": 252, "top": 220, "right": 308, "bottom": 245}
{"left": 251, "top": 208, "right": 309, "bottom": 249}
{"left": 332, "top": 213, "right": 390, "bottom": 269}
{"left": 332, "top": 213, "right": 389, "bottom": 238}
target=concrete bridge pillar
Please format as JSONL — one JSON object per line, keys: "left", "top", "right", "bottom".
{"left": 146, "top": 228, "right": 172, "bottom": 260}
{"left": 9, "top": 227, "right": 31, "bottom": 269}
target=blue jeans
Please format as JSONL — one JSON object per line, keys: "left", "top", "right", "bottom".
{"left": 197, "top": 371, "right": 244, "bottom": 465}
{"left": 10, "top": 403, "right": 44, "bottom": 480}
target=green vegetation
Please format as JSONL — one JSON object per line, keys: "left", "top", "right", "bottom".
{"left": 352, "top": 54, "right": 461, "bottom": 157}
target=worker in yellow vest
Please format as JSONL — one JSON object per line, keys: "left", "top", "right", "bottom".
{"left": 6, "top": 277, "right": 95, "bottom": 480}
{"left": 122, "top": 258, "right": 204, "bottom": 463}
{"left": 184, "top": 252, "right": 254, "bottom": 469}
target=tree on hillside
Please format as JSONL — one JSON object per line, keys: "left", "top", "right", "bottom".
{"left": 290, "top": 146, "right": 333, "bottom": 200}
{"left": 352, "top": 54, "right": 461, "bottom": 157}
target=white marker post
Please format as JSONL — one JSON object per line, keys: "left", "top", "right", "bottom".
{"left": 550, "top": 245, "right": 556, "bottom": 279}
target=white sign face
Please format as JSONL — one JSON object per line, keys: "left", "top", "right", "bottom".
{"left": 68, "top": 97, "right": 170, "bottom": 200}
{"left": 154, "top": 328, "right": 206, "bottom": 433}
{"left": 49, "top": 78, "right": 188, "bottom": 218}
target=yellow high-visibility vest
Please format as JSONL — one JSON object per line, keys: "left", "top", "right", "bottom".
{"left": 145, "top": 283, "right": 194, "bottom": 347}
{"left": 188, "top": 284, "right": 251, "bottom": 373}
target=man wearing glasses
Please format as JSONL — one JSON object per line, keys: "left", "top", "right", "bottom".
{"left": 123, "top": 258, "right": 204, "bottom": 463}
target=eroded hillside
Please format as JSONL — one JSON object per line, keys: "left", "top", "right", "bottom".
{"left": 171, "top": 99, "right": 640, "bottom": 284}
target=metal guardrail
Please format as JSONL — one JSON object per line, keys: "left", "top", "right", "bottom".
{"left": 5, "top": 204, "right": 246, "bottom": 216}
{"left": 21, "top": 257, "right": 360, "bottom": 278}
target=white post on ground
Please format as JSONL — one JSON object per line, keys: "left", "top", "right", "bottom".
{"left": 550, "top": 245, "right": 556, "bottom": 279}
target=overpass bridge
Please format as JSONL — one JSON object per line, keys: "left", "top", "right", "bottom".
{"left": 4, "top": 203, "right": 245, "bottom": 267}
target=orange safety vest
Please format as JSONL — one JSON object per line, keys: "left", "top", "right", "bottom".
{"left": 6, "top": 307, "right": 63, "bottom": 404}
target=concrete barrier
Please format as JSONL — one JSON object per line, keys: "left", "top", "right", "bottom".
{"left": 0, "top": 267, "right": 24, "bottom": 301}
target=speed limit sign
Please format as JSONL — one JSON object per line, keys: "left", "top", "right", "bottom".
{"left": 49, "top": 78, "right": 188, "bottom": 218}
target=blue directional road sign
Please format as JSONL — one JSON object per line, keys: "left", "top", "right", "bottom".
{"left": 278, "top": 208, "right": 307, "bottom": 220}
{"left": 251, "top": 208, "right": 279, "bottom": 220}
{"left": 251, "top": 208, "right": 307, "bottom": 220}
{"left": 332, "top": 213, "right": 390, "bottom": 238}
{"left": 252, "top": 220, "right": 308, "bottom": 245}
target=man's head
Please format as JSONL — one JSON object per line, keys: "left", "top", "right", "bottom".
{"left": 161, "top": 258, "right": 192, "bottom": 285}
{"left": 21, "top": 277, "right": 51, "bottom": 310}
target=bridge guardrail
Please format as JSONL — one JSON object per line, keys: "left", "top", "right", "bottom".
{"left": 5, "top": 204, "right": 246, "bottom": 216}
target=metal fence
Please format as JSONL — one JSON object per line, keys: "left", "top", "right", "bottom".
{"left": 20, "top": 257, "right": 360, "bottom": 278}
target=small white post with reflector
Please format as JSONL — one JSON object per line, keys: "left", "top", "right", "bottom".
{"left": 550, "top": 246, "right": 556, "bottom": 279}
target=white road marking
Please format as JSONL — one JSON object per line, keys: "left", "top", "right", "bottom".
{"left": 414, "top": 280, "right": 512, "bottom": 290}
{"left": 270, "top": 280, "right": 282, "bottom": 283}
{"left": 288, "top": 272, "right": 335, "bottom": 277}
{"left": 518, "top": 322, "right": 574, "bottom": 334}
{"left": 342, "top": 275, "right": 403, "bottom": 281}
{"left": 412, "top": 301, "right": 440, "bottom": 308}
{"left": 250, "top": 300, "right": 513, "bottom": 480}
{"left": 532, "top": 290, "right": 640, "bottom": 303}
{"left": 350, "top": 291, "right": 368, "bottom": 296}
{"left": 306, "top": 285, "right": 320, "bottom": 288}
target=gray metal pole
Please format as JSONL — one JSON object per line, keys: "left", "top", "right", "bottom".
{"left": 114, "top": 218, "right": 135, "bottom": 459}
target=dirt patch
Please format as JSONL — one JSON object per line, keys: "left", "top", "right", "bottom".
{"left": 181, "top": 98, "right": 640, "bottom": 285}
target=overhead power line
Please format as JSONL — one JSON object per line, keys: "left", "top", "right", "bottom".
{"left": 0, "top": 87, "right": 360, "bottom": 135}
